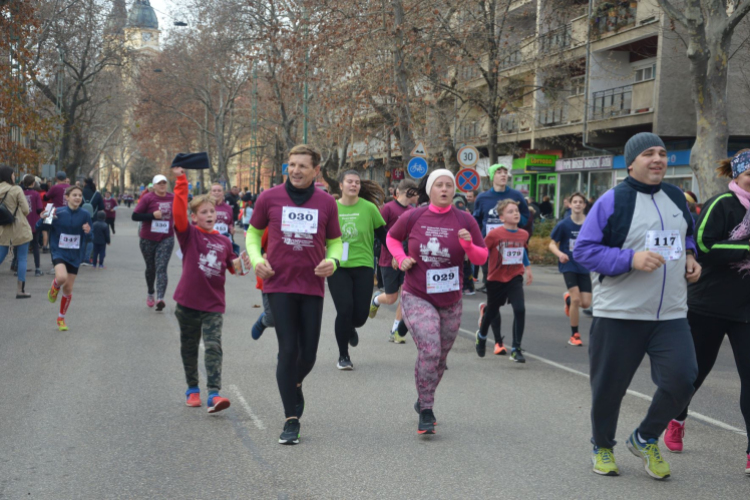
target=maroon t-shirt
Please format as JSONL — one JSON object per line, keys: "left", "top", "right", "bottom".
{"left": 379, "top": 200, "right": 413, "bottom": 267}
{"left": 103, "top": 197, "right": 118, "bottom": 219}
{"left": 173, "top": 224, "right": 237, "bottom": 314}
{"left": 250, "top": 184, "right": 341, "bottom": 297}
{"left": 24, "top": 189, "right": 42, "bottom": 232}
{"left": 134, "top": 192, "right": 175, "bottom": 241}
{"left": 213, "top": 202, "right": 234, "bottom": 234}
{"left": 45, "top": 183, "right": 69, "bottom": 208}
{"left": 389, "top": 206, "right": 484, "bottom": 308}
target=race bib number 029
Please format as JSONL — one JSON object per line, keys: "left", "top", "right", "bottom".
{"left": 426, "top": 266, "right": 460, "bottom": 294}
{"left": 152, "top": 220, "right": 170, "bottom": 234}
{"left": 646, "top": 230, "right": 682, "bottom": 261}
{"left": 59, "top": 233, "right": 80, "bottom": 249}
{"left": 281, "top": 206, "right": 318, "bottom": 234}
{"left": 502, "top": 246, "right": 524, "bottom": 265}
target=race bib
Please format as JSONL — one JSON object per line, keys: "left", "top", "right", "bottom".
{"left": 342, "top": 242, "right": 349, "bottom": 262}
{"left": 152, "top": 220, "right": 170, "bottom": 234}
{"left": 569, "top": 238, "right": 577, "bottom": 252}
{"left": 646, "top": 230, "right": 683, "bottom": 261}
{"left": 426, "top": 266, "right": 460, "bottom": 294}
{"left": 214, "top": 222, "right": 229, "bottom": 234}
{"left": 486, "top": 223, "right": 502, "bottom": 234}
{"left": 281, "top": 206, "right": 318, "bottom": 234}
{"left": 59, "top": 233, "right": 80, "bottom": 249}
{"left": 502, "top": 246, "right": 524, "bottom": 265}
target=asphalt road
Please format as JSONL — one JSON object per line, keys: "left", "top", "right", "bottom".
{"left": 1, "top": 209, "right": 747, "bottom": 499}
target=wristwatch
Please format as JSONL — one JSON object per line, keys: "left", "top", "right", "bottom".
{"left": 331, "top": 258, "right": 340, "bottom": 269}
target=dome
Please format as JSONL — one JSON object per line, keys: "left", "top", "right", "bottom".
{"left": 127, "top": 0, "right": 159, "bottom": 30}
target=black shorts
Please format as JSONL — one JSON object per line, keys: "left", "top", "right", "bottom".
{"left": 563, "top": 272, "right": 592, "bottom": 293}
{"left": 380, "top": 265, "right": 405, "bottom": 294}
{"left": 52, "top": 259, "right": 79, "bottom": 275}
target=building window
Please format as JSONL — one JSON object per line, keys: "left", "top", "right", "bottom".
{"left": 634, "top": 64, "right": 656, "bottom": 83}
{"left": 570, "top": 76, "right": 585, "bottom": 96}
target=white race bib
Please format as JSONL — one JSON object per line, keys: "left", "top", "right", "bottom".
{"left": 342, "top": 242, "right": 349, "bottom": 262}
{"left": 646, "top": 230, "right": 683, "bottom": 261}
{"left": 426, "top": 266, "right": 460, "bottom": 294}
{"left": 59, "top": 233, "right": 80, "bottom": 249}
{"left": 214, "top": 222, "right": 229, "bottom": 234}
{"left": 152, "top": 220, "right": 170, "bottom": 234}
{"left": 281, "top": 206, "right": 318, "bottom": 234}
{"left": 569, "top": 238, "right": 577, "bottom": 252}
{"left": 502, "top": 246, "right": 524, "bottom": 265}
{"left": 486, "top": 223, "right": 502, "bottom": 234}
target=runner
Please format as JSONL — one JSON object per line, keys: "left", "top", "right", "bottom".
{"left": 386, "top": 169, "right": 487, "bottom": 435}
{"left": 369, "top": 178, "right": 418, "bottom": 343}
{"left": 246, "top": 144, "right": 342, "bottom": 445}
{"left": 132, "top": 174, "right": 175, "bottom": 312}
{"left": 328, "top": 170, "right": 386, "bottom": 370}
{"left": 475, "top": 199, "right": 533, "bottom": 363}
{"left": 102, "top": 190, "right": 118, "bottom": 235}
{"left": 38, "top": 185, "right": 93, "bottom": 330}
{"left": 663, "top": 150, "right": 750, "bottom": 474}
{"left": 548, "top": 192, "right": 591, "bottom": 347}
{"left": 209, "top": 182, "right": 241, "bottom": 256}
{"left": 574, "top": 132, "right": 700, "bottom": 480}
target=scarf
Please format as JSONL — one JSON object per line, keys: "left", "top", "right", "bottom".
{"left": 285, "top": 178, "right": 316, "bottom": 206}
{"left": 728, "top": 180, "right": 750, "bottom": 274}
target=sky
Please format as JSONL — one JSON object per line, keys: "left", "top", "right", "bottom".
{"left": 147, "top": 0, "right": 186, "bottom": 32}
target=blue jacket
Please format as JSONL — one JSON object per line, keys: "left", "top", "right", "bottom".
{"left": 472, "top": 187, "right": 529, "bottom": 235}
{"left": 37, "top": 206, "right": 93, "bottom": 267}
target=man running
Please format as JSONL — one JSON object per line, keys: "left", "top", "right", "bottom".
{"left": 575, "top": 132, "right": 700, "bottom": 480}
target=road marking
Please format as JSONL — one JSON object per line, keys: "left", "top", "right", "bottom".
{"left": 459, "top": 328, "right": 747, "bottom": 436}
{"left": 230, "top": 384, "right": 266, "bottom": 430}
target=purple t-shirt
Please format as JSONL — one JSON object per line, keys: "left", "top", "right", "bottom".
{"left": 24, "top": 189, "right": 42, "bottom": 232}
{"left": 213, "top": 202, "right": 234, "bottom": 234}
{"left": 389, "top": 206, "right": 484, "bottom": 308}
{"left": 379, "top": 200, "right": 412, "bottom": 267}
{"left": 45, "top": 183, "right": 69, "bottom": 208}
{"left": 103, "top": 197, "right": 118, "bottom": 219}
{"left": 173, "top": 224, "right": 237, "bottom": 314}
{"left": 250, "top": 184, "right": 341, "bottom": 297}
{"left": 134, "top": 192, "right": 175, "bottom": 241}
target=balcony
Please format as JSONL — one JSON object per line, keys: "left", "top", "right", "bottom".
{"left": 539, "top": 24, "right": 572, "bottom": 54}
{"left": 500, "top": 113, "right": 519, "bottom": 134}
{"left": 499, "top": 49, "right": 522, "bottom": 70}
{"left": 537, "top": 101, "right": 569, "bottom": 127}
{"left": 590, "top": 85, "right": 632, "bottom": 120}
{"left": 592, "top": 1, "right": 638, "bottom": 39}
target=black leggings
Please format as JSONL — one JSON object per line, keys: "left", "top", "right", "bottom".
{"left": 267, "top": 292, "right": 324, "bottom": 418}
{"left": 106, "top": 218, "right": 115, "bottom": 234}
{"left": 677, "top": 311, "right": 750, "bottom": 453}
{"left": 327, "top": 266, "right": 373, "bottom": 357}
{"left": 480, "top": 276, "right": 526, "bottom": 349}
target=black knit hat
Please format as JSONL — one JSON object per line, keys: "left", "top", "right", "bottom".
{"left": 171, "top": 152, "right": 210, "bottom": 170}
{"left": 625, "top": 133, "right": 666, "bottom": 168}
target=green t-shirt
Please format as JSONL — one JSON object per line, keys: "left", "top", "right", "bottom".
{"left": 337, "top": 198, "right": 386, "bottom": 268}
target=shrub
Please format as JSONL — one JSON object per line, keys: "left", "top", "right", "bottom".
{"left": 528, "top": 236, "right": 558, "bottom": 266}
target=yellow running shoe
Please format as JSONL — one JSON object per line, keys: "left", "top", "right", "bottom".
{"left": 592, "top": 447, "right": 619, "bottom": 476}
{"left": 48, "top": 284, "right": 59, "bottom": 304}
{"left": 57, "top": 318, "right": 68, "bottom": 331}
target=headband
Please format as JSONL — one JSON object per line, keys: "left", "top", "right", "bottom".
{"left": 426, "top": 169, "right": 455, "bottom": 197}
{"left": 731, "top": 151, "right": 750, "bottom": 179}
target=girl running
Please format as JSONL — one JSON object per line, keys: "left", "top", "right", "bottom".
{"left": 328, "top": 170, "right": 386, "bottom": 370}
{"left": 386, "top": 169, "right": 487, "bottom": 435}
{"left": 132, "top": 174, "right": 175, "bottom": 311}
{"left": 548, "top": 192, "right": 591, "bottom": 346}
{"left": 102, "top": 191, "right": 118, "bottom": 235}
{"left": 39, "top": 185, "right": 92, "bottom": 330}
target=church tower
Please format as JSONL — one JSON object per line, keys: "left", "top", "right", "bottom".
{"left": 122, "top": 0, "right": 160, "bottom": 56}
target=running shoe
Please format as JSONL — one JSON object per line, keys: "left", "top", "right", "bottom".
{"left": 251, "top": 313, "right": 267, "bottom": 340}
{"left": 369, "top": 293, "right": 381, "bottom": 318}
{"left": 35, "top": 269, "right": 43, "bottom": 277}
{"left": 568, "top": 333, "right": 583, "bottom": 347}
{"left": 414, "top": 400, "right": 437, "bottom": 425}
{"left": 349, "top": 329, "right": 359, "bottom": 347}
{"left": 563, "top": 292, "right": 571, "bottom": 317}
{"left": 494, "top": 343, "right": 507, "bottom": 355}
{"left": 186, "top": 388, "right": 201, "bottom": 407}
{"left": 279, "top": 418, "right": 301, "bottom": 445}
{"left": 146, "top": 295, "right": 155, "bottom": 308}
{"left": 745, "top": 454, "right": 750, "bottom": 475}
{"left": 663, "top": 420, "right": 684, "bottom": 453}
{"left": 56, "top": 318, "right": 68, "bottom": 332}
{"left": 463, "top": 289, "right": 475, "bottom": 296}
{"left": 418, "top": 409, "right": 436, "bottom": 435}
{"left": 207, "top": 394, "right": 231, "bottom": 414}
{"left": 510, "top": 348, "right": 526, "bottom": 363}
{"left": 477, "top": 303, "right": 486, "bottom": 329}
{"left": 390, "top": 331, "right": 406, "bottom": 344}
{"left": 48, "top": 284, "right": 59, "bottom": 303}
{"left": 295, "top": 385, "right": 305, "bottom": 419}
{"left": 626, "top": 430, "right": 671, "bottom": 480}
{"left": 592, "top": 447, "right": 620, "bottom": 476}
{"left": 475, "top": 330, "right": 487, "bottom": 358}
{"left": 337, "top": 356, "right": 354, "bottom": 370}
{"left": 155, "top": 300, "right": 166, "bottom": 312}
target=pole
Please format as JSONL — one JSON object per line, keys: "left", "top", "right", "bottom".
{"left": 303, "top": 5, "right": 309, "bottom": 144}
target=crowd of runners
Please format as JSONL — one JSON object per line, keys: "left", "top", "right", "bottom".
{"left": 2, "top": 131, "right": 749, "bottom": 481}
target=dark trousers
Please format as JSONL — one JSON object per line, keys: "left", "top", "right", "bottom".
{"left": 480, "top": 276, "right": 525, "bottom": 349}
{"left": 92, "top": 243, "right": 106, "bottom": 266}
{"left": 677, "top": 311, "right": 750, "bottom": 453}
{"left": 106, "top": 217, "right": 115, "bottom": 234}
{"left": 327, "top": 266, "right": 373, "bottom": 357}
{"left": 175, "top": 304, "right": 224, "bottom": 393}
{"left": 589, "top": 317, "right": 698, "bottom": 448}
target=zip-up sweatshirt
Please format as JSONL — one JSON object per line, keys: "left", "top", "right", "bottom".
{"left": 573, "top": 176, "right": 696, "bottom": 321}
{"left": 37, "top": 205, "right": 93, "bottom": 268}
{"left": 473, "top": 186, "right": 529, "bottom": 235}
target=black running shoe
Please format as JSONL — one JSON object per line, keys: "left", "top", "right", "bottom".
{"left": 295, "top": 385, "right": 305, "bottom": 419}
{"left": 337, "top": 356, "right": 354, "bottom": 370}
{"left": 279, "top": 418, "right": 300, "bottom": 445}
{"left": 155, "top": 300, "right": 166, "bottom": 312}
{"left": 349, "top": 329, "right": 359, "bottom": 347}
{"left": 510, "top": 348, "right": 526, "bottom": 363}
{"left": 475, "top": 330, "right": 487, "bottom": 358}
{"left": 414, "top": 400, "right": 437, "bottom": 425}
{"left": 418, "top": 409, "right": 436, "bottom": 435}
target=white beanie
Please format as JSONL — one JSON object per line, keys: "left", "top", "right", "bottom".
{"left": 426, "top": 169, "right": 455, "bottom": 197}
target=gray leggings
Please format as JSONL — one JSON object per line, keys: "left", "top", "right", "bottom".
{"left": 139, "top": 237, "right": 174, "bottom": 299}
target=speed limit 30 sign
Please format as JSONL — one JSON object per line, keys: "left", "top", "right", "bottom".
{"left": 457, "top": 145, "right": 479, "bottom": 168}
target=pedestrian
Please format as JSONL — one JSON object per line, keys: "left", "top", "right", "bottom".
{"left": 246, "top": 144, "right": 343, "bottom": 445}
{"left": 574, "top": 132, "right": 701, "bottom": 480}
{"left": 475, "top": 199, "right": 533, "bottom": 361}
{"left": 102, "top": 190, "right": 118, "bottom": 234}
{"left": 662, "top": 150, "right": 750, "bottom": 474}
{"left": 548, "top": 192, "right": 591, "bottom": 347}
{"left": 39, "top": 185, "right": 93, "bottom": 330}
{"left": 224, "top": 185, "right": 241, "bottom": 224}
{"left": 132, "top": 174, "right": 175, "bottom": 312}
{"left": 22, "top": 174, "right": 44, "bottom": 277}
{"left": 0, "top": 166, "right": 33, "bottom": 298}
{"left": 328, "top": 170, "right": 386, "bottom": 370}
{"left": 91, "top": 211, "right": 111, "bottom": 269}
{"left": 539, "top": 196, "right": 554, "bottom": 218}
{"left": 465, "top": 189, "right": 477, "bottom": 213}
{"left": 386, "top": 169, "right": 487, "bottom": 435}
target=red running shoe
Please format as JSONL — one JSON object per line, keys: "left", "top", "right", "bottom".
{"left": 146, "top": 295, "right": 155, "bottom": 308}
{"left": 186, "top": 393, "right": 201, "bottom": 407}
{"left": 664, "top": 420, "right": 685, "bottom": 453}
{"left": 494, "top": 343, "right": 507, "bottom": 355}
{"left": 207, "top": 395, "right": 230, "bottom": 414}
{"left": 745, "top": 454, "right": 749, "bottom": 475}
{"left": 568, "top": 333, "right": 583, "bottom": 346}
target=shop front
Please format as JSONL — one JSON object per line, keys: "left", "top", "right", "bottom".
{"left": 555, "top": 156, "right": 615, "bottom": 215}
{"left": 511, "top": 153, "right": 559, "bottom": 214}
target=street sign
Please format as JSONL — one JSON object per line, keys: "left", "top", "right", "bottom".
{"left": 42, "top": 164, "right": 56, "bottom": 179}
{"left": 407, "top": 157, "right": 428, "bottom": 179}
{"left": 188, "top": 182, "right": 193, "bottom": 191}
{"left": 457, "top": 146, "right": 479, "bottom": 168}
{"left": 411, "top": 141, "right": 427, "bottom": 158}
{"left": 282, "top": 163, "right": 289, "bottom": 175}
{"left": 455, "top": 168, "right": 480, "bottom": 193}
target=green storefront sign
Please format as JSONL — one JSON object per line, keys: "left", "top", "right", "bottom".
{"left": 511, "top": 154, "right": 559, "bottom": 216}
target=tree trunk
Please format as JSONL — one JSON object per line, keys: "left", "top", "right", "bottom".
{"left": 392, "top": 0, "right": 415, "bottom": 170}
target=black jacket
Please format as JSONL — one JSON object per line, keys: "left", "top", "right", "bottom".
{"left": 688, "top": 191, "right": 750, "bottom": 323}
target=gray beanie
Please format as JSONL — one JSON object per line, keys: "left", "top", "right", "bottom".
{"left": 624, "top": 132, "right": 666, "bottom": 168}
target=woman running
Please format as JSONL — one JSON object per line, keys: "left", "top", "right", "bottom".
{"left": 663, "top": 150, "right": 750, "bottom": 474}
{"left": 386, "top": 169, "right": 487, "bottom": 435}
{"left": 39, "top": 185, "right": 92, "bottom": 330}
{"left": 328, "top": 170, "right": 386, "bottom": 370}
{"left": 548, "top": 192, "right": 591, "bottom": 346}
{"left": 132, "top": 174, "right": 175, "bottom": 311}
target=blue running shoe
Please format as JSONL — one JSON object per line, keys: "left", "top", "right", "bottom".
{"left": 252, "top": 313, "right": 267, "bottom": 340}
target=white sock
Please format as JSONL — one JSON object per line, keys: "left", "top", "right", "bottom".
{"left": 637, "top": 432, "right": 648, "bottom": 445}
{"left": 673, "top": 419, "right": 685, "bottom": 425}
{"left": 373, "top": 295, "right": 381, "bottom": 306}
{"left": 392, "top": 320, "right": 400, "bottom": 333}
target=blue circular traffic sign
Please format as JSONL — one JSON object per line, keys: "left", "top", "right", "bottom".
{"left": 407, "top": 157, "right": 428, "bottom": 179}
{"left": 455, "top": 168, "right": 480, "bottom": 193}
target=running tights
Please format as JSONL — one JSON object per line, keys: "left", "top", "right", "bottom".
{"left": 139, "top": 237, "right": 174, "bottom": 299}
{"left": 267, "top": 293, "right": 324, "bottom": 418}
{"left": 327, "top": 266, "right": 373, "bottom": 357}
{"left": 480, "top": 277, "right": 526, "bottom": 349}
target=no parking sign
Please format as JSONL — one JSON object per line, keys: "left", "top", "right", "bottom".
{"left": 455, "top": 168, "right": 480, "bottom": 193}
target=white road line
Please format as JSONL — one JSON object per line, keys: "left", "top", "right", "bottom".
{"left": 458, "top": 328, "right": 747, "bottom": 436}
{"left": 230, "top": 384, "right": 266, "bottom": 430}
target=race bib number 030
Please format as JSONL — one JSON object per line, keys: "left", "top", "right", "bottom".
{"left": 646, "top": 230, "right": 682, "bottom": 261}
{"left": 152, "top": 220, "right": 170, "bottom": 234}
{"left": 502, "top": 247, "right": 524, "bottom": 265}
{"left": 426, "top": 266, "right": 460, "bottom": 294}
{"left": 281, "top": 206, "right": 318, "bottom": 234}
{"left": 59, "top": 233, "right": 80, "bottom": 249}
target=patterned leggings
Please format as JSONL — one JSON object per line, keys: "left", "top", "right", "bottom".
{"left": 175, "top": 304, "right": 223, "bottom": 392}
{"left": 139, "top": 237, "right": 174, "bottom": 299}
{"left": 401, "top": 291, "right": 463, "bottom": 411}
